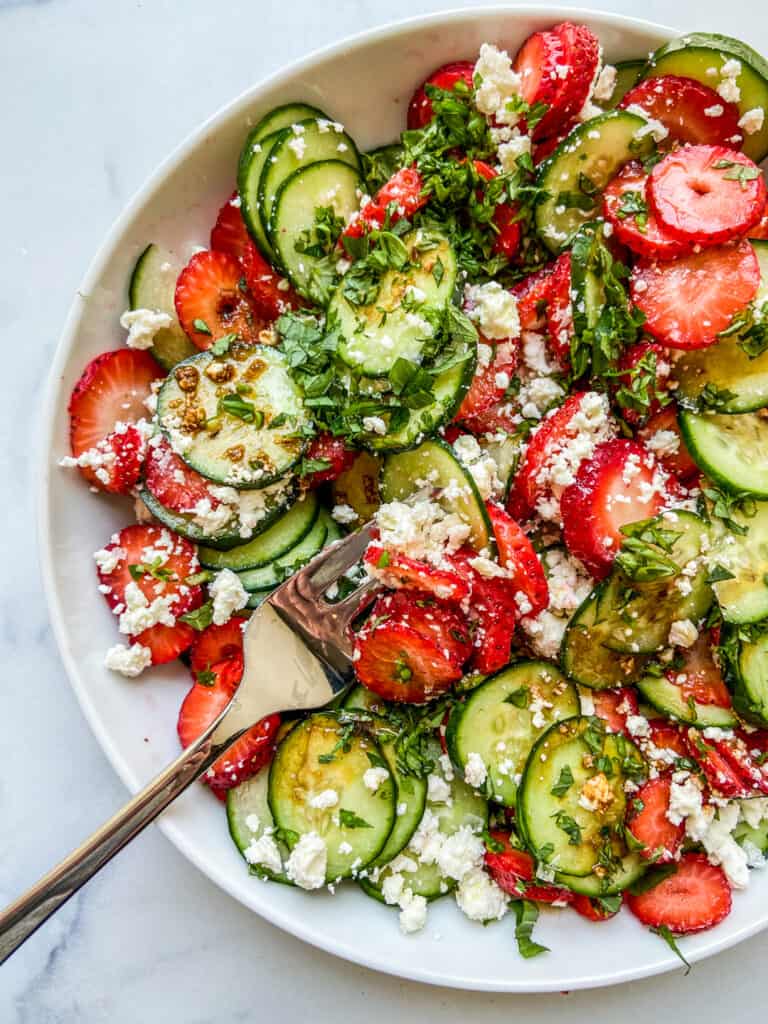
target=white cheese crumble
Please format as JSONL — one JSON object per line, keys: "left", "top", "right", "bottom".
{"left": 624, "top": 103, "right": 669, "bottom": 143}
{"left": 645, "top": 428, "right": 680, "bottom": 457}
{"left": 285, "top": 832, "right": 327, "bottom": 890}
{"left": 209, "top": 568, "right": 248, "bottom": 626}
{"left": 308, "top": 789, "right": 339, "bottom": 810}
{"left": 331, "top": 503, "right": 359, "bottom": 524}
{"left": 464, "top": 751, "right": 488, "bottom": 789}
{"left": 244, "top": 834, "right": 283, "bottom": 874}
{"left": 455, "top": 867, "right": 508, "bottom": 922}
{"left": 592, "top": 63, "right": 617, "bottom": 102}
{"left": 427, "top": 773, "right": 452, "bottom": 803}
{"left": 452, "top": 434, "right": 503, "bottom": 500}
{"left": 473, "top": 43, "right": 523, "bottom": 126}
{"left": 362, "top": 415, "right": 387, "bottom": 436}
{"left": 93, "top": 545, "right": 125, "bottom": 575}
{"left": 104, "top": 642, "right": 152, "bottom": 677}
{"left": 119, "top": 307, "right": 173, "bottom": 350}
{"left": 464, "top": 281, "right": 520, "bottom": 340}
{"left": 373, "top": 498, "right": 471, "bottom": 567}
{"left": 668, "top": 618, "right": 699, "bottom": 648}
{"left": 739, "top": 107, "right": 765, "bottom": 134}
{"left": 117, "top": 581, "right": 176, "bottom": 636}
{"left": 717, "top": 59, "right": 742, "bottom": 104}
{"left": 363, "top": 766, "right": 390, "bottom": 793}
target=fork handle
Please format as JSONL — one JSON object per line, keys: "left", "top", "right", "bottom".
{"left": 0, "top": 726, "right": 233, "bottom": 964}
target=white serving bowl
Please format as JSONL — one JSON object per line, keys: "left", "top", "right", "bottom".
{"left": 39, "top": 5, "right": 768, "bottom": 992}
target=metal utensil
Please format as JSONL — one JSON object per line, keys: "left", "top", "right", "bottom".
{"left": 0, "top": 522, "right": 378, "bottom": 964}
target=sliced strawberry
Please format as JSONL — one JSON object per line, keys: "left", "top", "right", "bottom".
{"left": 626, "top": 852, "right": 731, "bottom": 934}
{"left": 561, "top": 439, "right": 670, "bottom": 578}
{"left": 140, "top": 621, "right": 198, "bottom": 665}
{"left": 484, "top": 830, "right": 573, "bottom": 904}
{"left": 684, "top": 729, "right": 752, "bottom": 798}
{"left": 668, "top": 631, "right": 732, "bottom": 710}
{"left": 630, "top": 240, "right": 760, "bottom": 349}
{"left": 748, "top": 200, "right": 768, "bottom": 239}
{"left": 189, "top": 616, "right": 249, "bottom": 682}
{"left": 572, "top": 894, "right": 622, "bottom": 922}
{"left": 68, "top": 424, "right": 148, "bottom": 495}
{"left": 472, "top": 160, "right": 522, "bottom": 259}
{"left": 638, "top": 406, "right": 699, "bottom": 481}
{"left": 446, "top": 548, "right": 519, "bottom": 674}
{"left": 647, "top": 718, "right": 688, "bottom": 759}
{"left": 486, "top": 502, "right": 549, "bottom": 616}
{"left": 68, "top": 349, "right": 162, "bottom": 474}
{"left": 592, "top": 687, "right": 639, "bottom": 734}
{"left": 710, "top": 730, "right": 768, "bottom": 796}
{"left": 143, "top": 436, "right": 219, "bottom": 514}
{"left": 304, "top": 433, "right": 356, "bottom": 485}
{"left": 511, "top": 263, "right": 554, "bottom": 330}
{"left": 455, "top": 337, "right": 519, "bottom": 422}
{"left": 178, "top": 656, "right": 240, "bottom": 749}
{"left": 615, "top": 340, "right": 672, "bottom": 426}
{"left": 619, "top": 76, "right": 742, "bottom": 148}
{"left": 461, "top": 400, "right": 521, "bottom": 438}
{"left": 626, "top": 775, "right": 685, "bottom": 863}
{"left": 369, "top": 589, "right": 472, "bottom": 666}
{"left": 533, "top": 128, "right": 572, "bottom": 165}
{"left": 210, "top": 192, "right": 252, "bottom": 262}
{"left": 376, "top": 166, "right": 429, "bottom": 219}
{"left": 603, "top": 162, "right": 693, "bottom": 261}
{"left": 648, "top": 145, "right": 766, "bottom": 246}
{"left": 242, "top": 244, "right": 302, "bottom": 321}
{"left": 545, "top": 253, "right": 573, "bottom": 362}
{"left": 363, "top": 545, "right": 470, "bottom": 604}
{"left": 354, "top": 617, "right": 462, "bottom": 703}
{"left": 205, "top": 708, "right": 281, "bottom": 800}
{"left": 407, "top": 60, "right": 476, "bottom": 130}
{"left": 175, "top": 250, "right": 266, "bottom": 349}
{"left": 513, "top": 22, "right": 600, "bottom": 140}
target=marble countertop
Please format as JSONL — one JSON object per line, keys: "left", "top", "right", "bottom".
{"left": 1, "top": 0, "right": 766, "bottom": 1019}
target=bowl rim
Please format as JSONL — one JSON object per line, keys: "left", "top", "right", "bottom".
{"left": 37, "top": 4, "right": 768, "bottom": 992}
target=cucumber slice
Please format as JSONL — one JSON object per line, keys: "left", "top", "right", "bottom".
{"left": 636, "top": 674, "right": 738, "bottom": 728}
{"left": 238, "top": 129, "right": 282, "bottom": 264}
{"left": 445, "top": 661, "right": 579, "bottom": 806}
{"left": 642, "top": 33, "right": 768, "bottom": 161}
{"left": 270, "top": 160, "right": 363, "bottom": 305}
{"left": 569, "top": 221, "right": 610, "bottom": 337}
{"left": 518, "top": 715, "right": 646, "bottom": 878}
{"left": 535, "top": 110, "right": 655, "bottom": 252}
{"left": 251, "top": 102, "right": 326, "bottom": 143}
{"left": 362, "top": 143, "right": 404, "bottom": 192}
{"left": 556, "top": 854, "right": 647, "bottom": 896}
{"left": 227, "top": 769, "right": 290, "bottom": 883}
{"left": 735, "top": 819, "right": 768, "bottom": 855}
{"left": 679, "top": 409, "right": 768, "bottom": 497}
{"left": 381, "top": 437, "right": 493, "bottom": 552}
{"left": 560, "top": 583, "right": 649, "bottom": 689}
{"left": 198, "top": 492, "right": 319, "bottom": 570}
{"left": 246, "top": 589, "right": 272, "bottom": 609}
{"left": 333, "top": 230, "right": 457, "bottom": 377}
{"left": 127, "top": 244, "right": 197, "bottom": 370}
{"left": 331, "top": 451, "right": 382, "bottom": 523}
{"left": 138, "top": 478, "right": 297, "bottom": 550}
{"left": 259, "top": 119, "right": 361, "bottom": 243}
{"left": 478, "top": 430, "right": 523, "bottom": 499}
{"left": 710, "top": 500, "right": 768, "bottom": 623}
{"left": 724, "top": 625, "right": 768, "bottom": 725}
{"left": 156, "top": 346, "right": 309, "bottom": 487}
{"left": 268, "top": 713, "right": 396, "bottom": 881}
{"left": 604, "top": 60, "right": 644, "bottom": 108}
{"left": 598, "top": 511, "right": 712, "bottom": 654}
{"left": 237, "top": 510, "right": 329, "bottom": 592}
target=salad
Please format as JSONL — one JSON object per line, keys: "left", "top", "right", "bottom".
{"left": 62, "top": 21, "right": 768, "bottom": 960}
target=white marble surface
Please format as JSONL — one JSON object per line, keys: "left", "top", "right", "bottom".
{"left": 1, "top": 0, "right": 767, "bottom": 1019}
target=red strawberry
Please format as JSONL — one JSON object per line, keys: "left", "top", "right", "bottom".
{"left": 511, "top": 262, "right": 555, "bottom": 330}
{"left": 533, "top": 128, "right": 573, "bottom": 165}
{"left": 210, "top": 192, "right": 253, "bottom": 262}
{"left": 626, "top": 852, "right": 732, "bottom": 934}
{"left": 648, "top": 145, "right": 766, "bottom": 246}
{"left": 205, "top": 710, "right": 282, "bottom": 800}
{"left": 592, "top": 687, "right": 639, "bottom": 734}
{"left": 369, "top": 589, "right": 472, "bottom": 666}
{"left": 484, "top": 830, "right": 573, "bottom": 904}
{"left": 684, "top": 729, "right": 752, "bottom": 799}
{"left": 461, "top": 400, "right": 521, "bottom": 438}
{"left": 572, "top": 894, "right": 622, "bottom": 922}
{"left": 647, "top": 718, "right": 688, "bottom": 759}
{"left": 189, "top": 616, "right": 249, "bottom": 682}
{"left": 178, "top": 656, "right": 241, "bottom": 749}
{"left": 304, "top": 433, "right": 356, "bottom": 485}
{"left": 473, "top": 160, "right": 522, "bottom": 259}
{"left": 668, "top": 631, "right": 732, "bottom": 710}
{"left": 627, "top": 775, "right": 685, "bottom": 863}
{"left": 603, "top": 162, "right": 693, "bottom": 261}
{"left": 486, "top": 502, "right": 549, "bottom": 616}
{"left": 68, "top": 349, "right": 162, "bottom": 487}
{"left": 748, "top": 200, "right": 768, "bottom": 239}
{"left": 140, "top": 621, "right": 199, "bottom": 665}
{"left": 615, "top": 340, "right": 672, "bottom": 426}
{"left": 709, "top": 730, "right": 768, "bottom": 796}
{"left": 242, "top": 244, "right": 302, "bottom": 321}
{"left": 513, "top": 22, "right": 600, "bottom": 140}
{"left": 455, "top": 337, "right": 519, "bottom": 423}
{"left": 353, "top": 617, "right": 463, "bottom": 704}
{"left": 561, "top": 439, "right": 672, "bottom": 578}
{"left": 630, "top": 240, "right": 761, "bottom": 349}
{"left": 175, "top": 250, "right": 266, "bottom": 349}
{"left": 363, "top": 545, "right": 471, "bottom": 604}
{"left": 545, "top": 253, "right": 573, "bottom": 362}
{"left": 407, "top": 60, "right": 476, "bottom": 130}
{"left": 143, "top": 436, "right": 219, "bottom": 514}
{"left": 638, "top": 406, "right": 699, "bottom": 481}
{"left": 446, "top": 547, "right": 519, "bottom": 674}
{"left": 619, "top": 76, "right": 742, "bottom": 148}
{"left": 377, "top": 166, "right": 429, "bottom": 218}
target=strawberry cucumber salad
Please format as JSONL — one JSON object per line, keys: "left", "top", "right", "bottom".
{"left": 62, "top": 21, "right": 768, "bottom": 958}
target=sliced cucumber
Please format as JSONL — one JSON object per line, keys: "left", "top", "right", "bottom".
{"left": 604, "top": 60, "right": 644, "bottom": 108}
{"left": 710, "top": 500, "right": 768, "bottom": 623}
{"left": 156, "top": 346, "right": 309, "bottom": 487}
{"left": 227, "top": 769, "right": 290, "bottom": 883}
{"left": 380, "top": 437, "right": 493, "bottom": 552}
{"left": 342, "top": 683, "right": 390, "bottom": 715}
{"left": 518, "top": 715, "right": 646, "bottom": 878}
{"left": 560, "top": 583, "right": 648, "bottom": 689}
{"left": 478, "top": 430, "right": 523, "bottom": 499}
{"left": 636, "top": 674, "right": 738, "bottom": 728}
{"left": 556, "top": 854, "right": 647, "bottom": 896}
{"left": 724, "top": 625, "right": 768, "bottom": 725}
{"left": 259, "top": 119, "right": 361, "bottom": 243}
{"left": 246, "top": 589, "right": 272, "bottom": 609}
{"left": 127, "top": 244, "right": 197, "bottom": 370}
{"left": 237, "top": 509, "right": 329, "bottom": 592}
{"left": 333, "top": 230, "right": 457, "bottom": 377}
{"left": 198, "top": 492, "right": 319, "bottom": 570}
{"left": 445, "top": 661, "right": 579, "bottom": 806}
{"left": 679, "top": 409, "right": 768, "bottom": 497}
{"left": 251, "top": 102, "right": 326, "bottom": 143}
{"left": 238, "top": 129, "right": 282, "bottom": 264}
{"left": 535, "top": 109, "right": 655, "bottom": 252}
{"left": 331, "top": 451, "right": 382, "bottom": 523}
{"left": 268, "top": 713, "right": 396, "bottom": 881}
{"left": 362, "top": 143, "right": 404, "bottom": 192}
{"left": 270, "top": 160, "right": 363, "bottom": 305}
{"left": 642, "top": 33, "right": 768, "bottom": 161}
{"left": 735, "top": 819, "right": 768, "bottom": 855}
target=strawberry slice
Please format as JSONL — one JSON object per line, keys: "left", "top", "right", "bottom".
{"left": 140, "top": 620, "right": 199, "bottom": 665}
{"left": 189, "top": 616, "right": 249, "bottom": 682}
{"left": 370, "top": 589, "right": 472, "bottom": 666}
{"left": 638, "top": 406, "right": 699, "bottom": 481}
{"left": 592, "top": 688, "right": 639, "bottom": 733}
{"left": 511, "top": 263, "right": 555, "bottom": 330}
{"left": 685, "top": 729, "right": 752, "bottom": 798}
{"left": 668, "top": 631, "right": 732, "bottom": 710}
{"left": 461, "top": 400, "right": 521, "bottom": 438}
{"left": 178, "top": 656, "right": 240, "bottom": 748}
{"left": 648, "top": 145, "right": 766, "bottom": 246}
{"left": 749, "top": 200, "right": 768, "bottom": 239}
{"left": 363, "top": 545, "right": 471, "bottom": 604}
{"left": 446, "top": 548, "right": 519, "bottom": 674}
{"left": 626, "top": 852, "right": 732, "bottom": 934}
{"left": 486, "top": 502, "right": 549, "bottom": 616}
{"left": 174, "top": 249, "right": 266, "bottom": 349}
{"left": 626, "top": 775, "right": 685, "bottom": 863}
{"left": 205, "top": 708, "right": 282, "bottom": 800}
{"left": 561, "top": 439, "right": 671, "bottom": 578}
{"left": 407, "top": 60, "right": 476, "bottom": 130}
{"left": 143, "top": 436, "right": 219, "bottom": 513}
{"left": 484, "top": 830, "right": 573, "bottom": 904}
{"left": 242, "top": 242, "right": 302, "bottom": 321}
{"left": 619, "top": 76, "right": 742, "bottom": 148}
{"left": 513, "top": 22, "right": 600, "bottom": 140}
{"left": 647, "top": 718, "right": 688, "bottom": 759}
{"left": 376, "top": 166, "right": 429, "bottom": 219}
{"left": 68, "top": 349, "right": 162, "bottom": 454}
{"left": 353, "top": 617, "right": 463, "bottom": 703}
{"left": 545, "top": 253, "right": 573, "bottom": 362}
{"left": 615, "top": 341, "right": 672, "bottom": 426}
{"left": 630, "top": 240, "right": 760, "bottom": 349}
{"left": 709, "top": 730, "right": 768, "bottom": 796}
{"left": 304, "top": 433, "right": 356, "bottom": 485}
{"left": 210, "top": 192, "right": 253, "bottom": 262}
{"left": 473, "top": 160, "right": 522, "bottom": 259}
{"left": 603, "top": 162, "right": 693, "bottom": 261}
{"left": 533, "top": 127, "right": 573, "bottom": 165}
{"left": 66, "top": 424, "right": 148, "bottom": 495}
{"left": 572, "top": 894, "right": 622, "bottom": 921}
{"left": 455, "top": 337, "right": 519, "bottom": 422}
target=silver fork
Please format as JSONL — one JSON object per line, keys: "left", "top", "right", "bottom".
{"left": 0, "top": 522, "right": 379, "bottom": 964}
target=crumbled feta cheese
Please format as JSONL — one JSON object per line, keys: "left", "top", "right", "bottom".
{"left": 496, "top": 130, "right": 532, "bottom": 172}
{"left": 529, "top": 695, "right": 554, "bottom": 730}
{"left": 474, "top": 43, "right": 523, "bottom": 126}
{"left": 436, "top": 826, "right": 485, "bottom": 881}
{"left": 625, "top": 714, "right": 651, "bottom": 739}
{"left": 624, "top": 103, "right": 669, "bottom": 142}
{"left": 464, "top": 751, "right": 487, "bottom": 789}
{"left": 287, "top": 134, "right": 306, "bottom": 159}
{"left": 244, "top": 834, "right": 283, "bottom": 874}
{"left": 427, "top": 773, "right": 452, "bottom": 803}
{"left": 331, "top": 503, "right": 359, "bottom": 524}
{"left": 308, "top": 789, "right": 339, "bottom": 809}
{"left": 521, "top": 609, "right": 567, "bottom": 660}
{"left": 104, "top": 642, "right": 152, "bottom": 677}
{"left": 593, "top": 63, "right": 617, "bottom": 102}
{"left": 455, "top": 867, "right": 508, "bottom": 922}
{"left": 717, "top": 59, "right": 742, "bottom": 104}
{"left": 93, "top": 545, "right": 125, "bottom": 575}
{"left": 363, "top": 766, "right": 390, "bottom": 793}
{"left": 398, "top": 891, "right": 428, "bottom": 934}
{"left": 464, "top": 281, "right": 520, "bottom": 340}
{"left": 645, "top": 429, "right": 680, "bottom": 458}
{"left": 668, "top": 618, "right": 698, "bottom": 648}
{"left": 362, "top": 415, "right": 387, "bottom": 436}
{"left": 374, "top": 499, "right": 471, "bottom": 566}
{"left": 704, "top": 104, "right": 725, "bottom": 117}
{"left": 739, "top": 107, "right": 765, "bottom": 134}
{"left": 119, "top": 307, "right": 173, "bottom": 350}
{"left": 453, "top": 434, "right": 503, "bottom": 500}
{"left": 117, "top": 581, "right": 176, "bottom": 636}
{"left": 578, "top": 772, "right": 614, "bottom": 814}
{"left": 285, "top": 832, "right": 327, "bottom": 889}
{"left": 209, "top": 568, "right": 248, "bottom": 626}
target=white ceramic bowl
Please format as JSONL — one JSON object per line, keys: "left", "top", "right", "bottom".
{"left": 39, "top": 6, "right": 768, "bottom": 992}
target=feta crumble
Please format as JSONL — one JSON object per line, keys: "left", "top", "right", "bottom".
{"left": 119, "top": 307, "right": 173, "bottom": 350}
{"left": 209, "top": 568, "right": 248, "bottom": 626}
